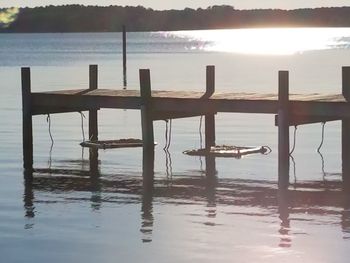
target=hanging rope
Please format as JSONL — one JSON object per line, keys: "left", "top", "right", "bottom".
{"left": 317, "top": 122, "right": 326, "bottom": 153}
{"left": 163, "top": 120, "right": 169, "bottom": 151}
{"left": 290, "top": 154, "right": 297, "bottom": 184}
{"left": 289, "top": 125, "right": 298, "bottom": 155}
{"left": 46, "top": 114, "right": 54, "bottom": 169}
{"left": 167, "top": 119, "right": 172, "bottom": 150}
{"left": 46, "top": 114, "right": 54, "bottom": 146}
{"left": 79, "top": 111, "right": 86, "bottom": 142}
{"left": 199, "top": 116, "right": 203, "bottom": 149}
{"left": 163, "top": 119, "right": 173, "bottom": 151}
{"left": 163, "top": 119, "right": 173, "bottom": 178}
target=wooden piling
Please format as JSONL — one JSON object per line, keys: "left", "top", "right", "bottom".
{"left": 278, "top": 71, "right": 290, "bottom": 189}
{"left": 122, "top": 25, "right": 127, "bottom": 87}
{"left": 140, "top": 69, "right": 154, "bottom": 182}
{"left": 342, "top": 66, "right": 350, "bottom": 188}
{"left": 205, "top": 65, "right": 216, "bottom": 150}
{"left": 89, "top": 65, "right": 98, "bottom": 142}
{"left": 205, "top": 65, "right": 216, "bottom": 177}
{"left": 21, "top": 67, "right": 33, "bottom": 171}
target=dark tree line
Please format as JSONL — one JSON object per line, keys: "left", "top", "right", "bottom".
{"left": 1, "top": 5, "right": 350, "bottom": 33}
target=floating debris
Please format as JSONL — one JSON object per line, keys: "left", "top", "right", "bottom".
{"left": 80, "top": 138, "right": 147, "bottom": 149}
{"left": 183, "top": 145, "right": 271, "bottom": 158}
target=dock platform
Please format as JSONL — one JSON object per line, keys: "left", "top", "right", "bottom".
{"left": 21, "top": 65, "right": 350, "bottom": 189}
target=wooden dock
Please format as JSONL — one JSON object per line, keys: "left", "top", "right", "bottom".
{"left": 21, "top": 65, "right": 350, "bottom": 189}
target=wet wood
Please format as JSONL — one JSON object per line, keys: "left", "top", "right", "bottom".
{"left": 21, "top": 67, "right": 33, "bottom": 171}
{"left": 342, "top": 66, "right": 350, "bottom": 188}
{"left": 30, "top": 89, "right": 349, "bottom": 118}
{"left": 140, "top": 69, "right": 154, "bottom": 181}
{"left": 205, "top": 66, "right": 216, "bottom": 150}
{"left": 152, "top": 111, "right": 201, "bottom": 121}
{"left": 122, "top": 25, "right": 127, "bottom": 87}
{"left": 278, "top": 71, "right": 290, "bottom": 189}
{"left": 89, "top": 65, "right": 98, "bottom": 142}
{"left": 274, "top": 114, "right": 340, "bottom": 126}
{"left": 205, "top": 66, "right": 216, "bottom": 177}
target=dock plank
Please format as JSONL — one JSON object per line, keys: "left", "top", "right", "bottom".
{"left": 31, "top": 89, "right": 350, "bottom": 118}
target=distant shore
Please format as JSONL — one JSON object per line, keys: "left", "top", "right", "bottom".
{"left": 1, "top": 5, "right": 350, "bottom": 33}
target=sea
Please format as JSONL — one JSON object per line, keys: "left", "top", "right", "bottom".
{"left": 0, "top": 28, "right": 350, "bottom": 262}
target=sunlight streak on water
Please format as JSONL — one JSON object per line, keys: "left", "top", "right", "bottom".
{"left": 168, "top": 28, "right": 350, "bottom": 55}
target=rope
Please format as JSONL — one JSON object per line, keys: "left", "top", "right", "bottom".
{"left": 290, "top": 154, "right": 297, "bottom": 184}
{"left": 199, "top": 116, "right": 203, "bottom": 149}
{"left": 163, "top": 119, "right": 172, "bottom": 151}
{"left": 262, "top": 146, "right": 272, "bottom": 155}
{"left": 167, "top": 119, "right": 172, "bottom": 150}
{"left": 46, "top": 114, "right": 54, "bottom": 146}
{"left": 163, "top": 120, "right": 169, "bottom": 151}
{"left": 79, "top": 112, "right": 86, "bottom": 142}
{"left": 289, "top": 125, "right": 298, "bottom": 155}
{"left": 317, "top": 122, "right": 326, "bottom": 153}
{"left": 163, "top": 119, "right": 173, "bottom": 178}
{"left": 46, "top": 114, "right": 54, "bottom": 169}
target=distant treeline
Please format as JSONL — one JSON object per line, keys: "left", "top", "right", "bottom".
{"left": 1, "top": 5, "right": 350, "bottom": 32}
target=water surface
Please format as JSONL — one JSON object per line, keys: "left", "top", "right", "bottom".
{"left": 0, "top": 28, "right": 350, "bottom": 262}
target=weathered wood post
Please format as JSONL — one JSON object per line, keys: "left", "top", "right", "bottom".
{"left": 89, "top": 65, "right": 98, "bottom": 141}
{"left": 205, "top": 65, "right": 216, "bottom": 177}
{"left": 205, "top": 65, "right": 216, "bottom": 149}
{"left": 122, "top": 25, "right": 127, "bottom": 88}
{"left": 342, "top": 66, "right": 350, "bottom": 189}
{"left": 89, "top": 65, "right": 98, "bottom": 142}
{"left": 88, "top": 65, "right": 99, "bottom": 174}
{"left": 22, "top": 67, "right": 33, "bottom": 172}
{"left": 140, "top": 69, "right": 155, "bottom": 184}
{"left": 278, "top": 71, "right": 290, "bottom": 189}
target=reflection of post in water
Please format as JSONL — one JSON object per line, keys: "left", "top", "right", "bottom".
{"left": 89, "top": 148, "right": 99, "bottom": 175}
{"left": 23, "top": 170, "right": 35, "bottom": 229}
{"left": 89, "top": 148, "right": 102, "bottom": 211}
{"left": 140, "top": 180, "right": 154, "bottom": 243}
{"left": 277, "top": 189, "right": 292, "bottom": 248}
{"left": 205, "top": 175, "right": 217, "bottom": 220}
{"left": 205, "top": 156, "right": 216, "bottom": 178}
{"left": 341, "top": 192, "right": 350, "bottom": 238}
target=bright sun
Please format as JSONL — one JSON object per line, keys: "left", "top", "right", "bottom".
{"left": 169, "top": 27, "right": 350, "bottom": 55}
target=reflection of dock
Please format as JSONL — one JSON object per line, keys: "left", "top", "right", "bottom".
{"left": 23, "top": 163, "right": 350, "bottom": 244}
{"left": 21, "top": 65, "right": 350, "bottom": 188}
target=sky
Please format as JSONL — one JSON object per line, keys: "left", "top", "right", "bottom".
{"left": 0, "top": 0, "right": 350, "bottom": 10}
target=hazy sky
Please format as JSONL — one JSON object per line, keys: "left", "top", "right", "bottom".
{"left": 0, "top": 1, "right": 350, "bottom": 10}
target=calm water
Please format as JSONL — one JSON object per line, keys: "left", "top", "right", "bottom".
{"left": 1, "top": 28, "right": 350, "bottom": 262}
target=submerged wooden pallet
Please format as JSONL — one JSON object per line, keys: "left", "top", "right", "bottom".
{"left": 80, "top": 139, "right": 145, "bottom": 149}
{"left": 183, "top": 145, "right": 270, "bottom": 158}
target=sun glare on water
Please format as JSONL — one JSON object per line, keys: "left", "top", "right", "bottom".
{"left": 169, "top": 27, "right": 350, "bottom": 55}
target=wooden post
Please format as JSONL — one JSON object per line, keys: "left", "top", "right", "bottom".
{"left": 205, "top": 65, "right": 216, "bottom": 149}
{"left": 22, "top": 67, "right": 33, "bottom": 171}
{"left": 278, "top": 71, "right": 290, "bottom": 189}
{"left": 342, "top": 66, "right": 350, "bottom": 189}
{"left": 122, "top": 25, "right": 127, "bottom": 88}
{"left": 140, "top": 69, "right": 154, "bottom": 183}
{"left": 205, "top": 65, "right": 216, "bottom": 177}
{"left": 89, "top": 65, "right": 98, "bottom": 142}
